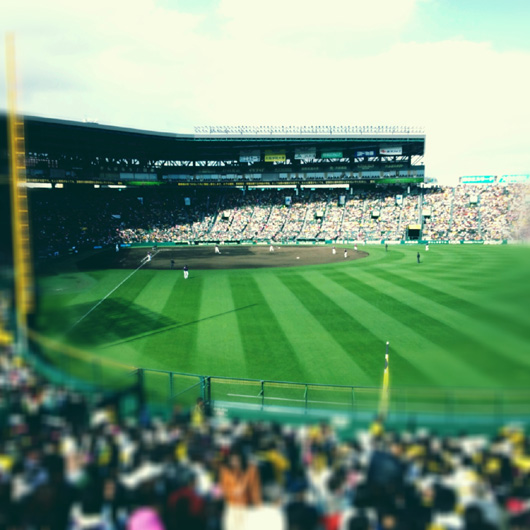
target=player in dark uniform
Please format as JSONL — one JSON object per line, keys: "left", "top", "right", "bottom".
{"left": 417, "top": 252, "right": 420, "bottom": 264}
{"left": 170, "top": 259, "right": 175, "bottom": 269}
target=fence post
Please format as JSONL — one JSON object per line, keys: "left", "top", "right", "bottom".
{"left": 445, "top": 390, "right": 453, "bottom": 426}
{"left": 204, "top": 375, "right": 212, "bottom": 406}
{"left": 136, "top": 368, "right": 146, "bottom": 412}
{"left": 92, "top": 359, "right": 99, "bottom": 387}
{"left": 496, "top": 392, "right": 503, "bottom": 424}
{"left": 200, "top": 376, "right": 206, "bottom": 402}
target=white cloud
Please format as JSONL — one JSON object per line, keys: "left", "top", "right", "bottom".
{"left": 218, "top": 0, "right": 418, "bottom": 34}
{"left": 0, "top": 0, "right": 529, "bottom": 183}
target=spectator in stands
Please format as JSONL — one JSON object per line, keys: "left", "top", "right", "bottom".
{"left": 220, "top": 447, "right": 262, "bottom": 529}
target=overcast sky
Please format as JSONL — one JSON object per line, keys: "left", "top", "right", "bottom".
{"left": 1, "top": 0, "right": 529, "bottom": 184}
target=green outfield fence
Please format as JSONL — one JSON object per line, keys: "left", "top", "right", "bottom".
{"left": 137, "top": 369, "right": 530, "bottom": 426}
{"left": 26, "top": 332, "right": 530, "bottom": 430}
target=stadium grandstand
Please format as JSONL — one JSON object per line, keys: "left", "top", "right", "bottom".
{"left": 0, "top": 115, "right": 527, "bottom": 259}
{"left": 2, "top": 114, "right": 530, "bottom": 530}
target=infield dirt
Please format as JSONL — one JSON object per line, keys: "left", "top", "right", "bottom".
{"left": 78, "top": 245, "right": 369, "bottom": 271}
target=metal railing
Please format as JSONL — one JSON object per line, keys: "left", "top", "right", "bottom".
{"left": 24, "top": 331, "right": 530, "bottom": 428}
{"left": 135, "top": 368, "right": 530, "bottom": 428}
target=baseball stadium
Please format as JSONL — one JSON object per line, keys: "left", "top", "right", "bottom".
{"left": 2, "top": 113, "right": 529, "bottom": 415}
{"left": 1, "top": 30, "right": 530, "bottom": 530}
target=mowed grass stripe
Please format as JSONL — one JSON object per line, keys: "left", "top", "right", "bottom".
{"left": 229, "top": 274, "right": 306, "bottom": 382}
{"left": 331, "top": 269, "right": 528, "bottom": 387}
{"left": 368, "top": 266, "right": 530, "bottom": 344}
{"left": 355, "top": 268, "right": 530, "bottom": 360}
{"left": 133, "top": 274, "right": 204, "bottom": 373}
{"left": 254, "top": 272, "right": 371, "bottom": 386}
{"left": 67, "top": 269, "right": 148, "bottom": 308}
{"left": 193, "top": 273, "right": 247, "bottom": 378}
{"left": 301, "top": 271, "right": 482, "bottom": 387}
{"left": 276, "top": 273, "right": 379, "bottom": 386}
{"left": 133, "top": 271, "right": 177, "bottom": 314}
{"left": 378, "top": 248, "right": 530, "bottom": 320}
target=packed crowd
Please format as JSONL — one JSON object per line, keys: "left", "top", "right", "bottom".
{"left": 29, "top": 184, "right": 528, "bottom": 257}
{"left": 2, "top": 340, "right": 530, "bottom": 529}
{"left": 422, "top": 189, "right": 454, "bottom": 241}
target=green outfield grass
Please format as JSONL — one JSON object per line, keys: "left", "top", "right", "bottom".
{"left": 34, "top": 245, "right": 530, "bottom": 395}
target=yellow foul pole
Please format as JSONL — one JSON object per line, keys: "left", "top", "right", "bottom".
{"left": 6, "top": 33, "right": 34, "bottom": 351}
{"left": 378, "top": 341, "right": 390, "bottom": 418}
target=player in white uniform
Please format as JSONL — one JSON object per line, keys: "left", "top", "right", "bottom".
{"left": 147, "top": 252, "right": 152, "bottom": 262}
{"left": 344, "top": 249, "right": 348, "bottom": 258}
{"left": 116, "top": 243, "right": 119, "bottom": 252}
{"left": 425, "top": 244, "right": 429, "bottom": 251}
{"left": 270, "top": 244, "right": 274, "bottom": 252}
{"left": 215, "top": 244, "right": 221, "bottom": 254}
{"left": 332, "top": 246, "right": 336, "bottom": 255}
{"left": 183, "top": 265, "right": 189, "bottom": 279}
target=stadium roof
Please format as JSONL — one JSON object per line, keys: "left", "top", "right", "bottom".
{"left": 0, "top": 114, "right": 424, "bottom": 161}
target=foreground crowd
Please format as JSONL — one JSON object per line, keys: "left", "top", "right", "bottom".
{"left": 1, "top": 343, "right": 530, "bottom": 530}
{"left": 30, "top": 184, "right": 528, "bottom": 258}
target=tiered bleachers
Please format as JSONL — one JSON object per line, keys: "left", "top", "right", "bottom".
{"left": 29, "top": 184, "right": 528, "bottom": 256}
{"left": 1, "top": 341, "right": 530, "bottom": 529}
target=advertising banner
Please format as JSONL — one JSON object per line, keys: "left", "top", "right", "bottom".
{"left": 355, "top": 149, "right": 376, "bottom": 158}
{"left": 321, "top": 151, "right": 343, "bottom": 159}
{"left": 380, "top": 147, "right": 402, "bottom": 155}
{"left": 294, "top": 148, "right": 316, "bottom": 160}
{"left": 240, "top": 149, "right": 261, "bottom": 163}
{"left": 460, "top": 176, "right": 496, "bottom": 184}
{"left": 379, "top": 177, "right": 423, "bottom": 184}
{"left": 264, "top": 151, "right": 286, "bottom": 162}
{"left": 498, "top": 174, "right": 529, "bottom": 184}
{"left": 383, "top": 162, "right": 408, "bottom": 170}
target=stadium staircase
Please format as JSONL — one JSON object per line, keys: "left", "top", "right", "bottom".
{"left": 477, "top": 196, "right": 483, "bottom": 238}
{"left": 338, "top": 198, "right": 347, "bottom": 237}
{"left": 206, "top": 195, "right": 224, "bottom": 235}
{"left": 448, "top": 187, "right": 456, "bottom": 235}
{"left": 418, "top": 192, "right": 424, "bottom": 238}
{"left": 242, "top": 207, "right": 255, "bottom": 237}
{"left": 264, "top": 203, "right": 274, "bottom": 227}
{"left": 277, "top": 206, "right": 293, "bottom": 240}
{"left": 318, "top": 199, "right": 331, "bottom": 239}
{"left": 298, "top": 199, "right": 310, "bottom": 237}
